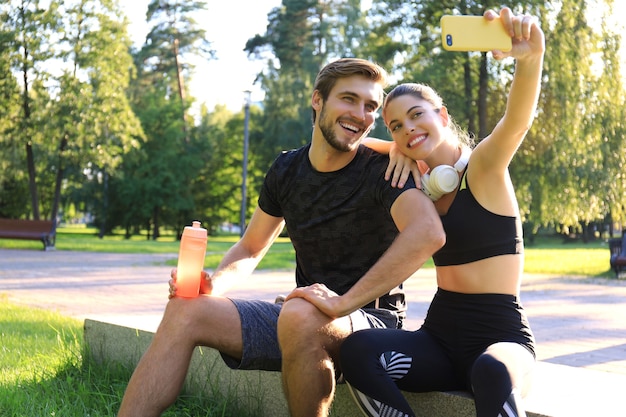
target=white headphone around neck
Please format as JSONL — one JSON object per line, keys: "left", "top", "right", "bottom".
{"left": 421, "top": 148, "right": 471, "bottom": 201}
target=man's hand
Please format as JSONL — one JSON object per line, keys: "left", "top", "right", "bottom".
{"left": 284, "top": 283, "right": 343, "bottom": 319}
{"left": 168, "top": 268, "right": 212, "bottom": 299}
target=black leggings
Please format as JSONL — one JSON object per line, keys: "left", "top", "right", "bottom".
{"left": 340, "top": 288, "right": 535, "bottom": 417}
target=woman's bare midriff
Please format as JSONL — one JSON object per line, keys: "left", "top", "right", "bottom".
{"left": 435, "top": 254, "right": 523, "bottom": 295}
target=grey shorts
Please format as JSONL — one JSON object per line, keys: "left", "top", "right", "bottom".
{"left": 220, "top": 298, "right": 401, "bottom": 371}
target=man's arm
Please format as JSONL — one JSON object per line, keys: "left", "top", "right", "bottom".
{"left": 285, "top": 188, "right": 444, "bottom": 317}
{"left": 203, "top": 206, "right": 285, "bottom": 296}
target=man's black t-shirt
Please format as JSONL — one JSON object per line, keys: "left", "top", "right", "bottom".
{"left": 258, "top": 143, "right": 417, "bottom": 318}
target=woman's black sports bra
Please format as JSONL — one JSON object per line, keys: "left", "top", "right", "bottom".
{"left": 431, "top": 168, "right": 523, "bottom": 266}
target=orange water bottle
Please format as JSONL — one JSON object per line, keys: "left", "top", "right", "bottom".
{"left": 176, "top": 221, "right": 207, "bottom": 298}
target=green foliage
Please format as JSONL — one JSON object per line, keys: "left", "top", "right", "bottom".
{"left": 0, "top": 36, "right": 29, "bottom": 219}
{"left": 111, "top": 0, "right": 217, "bottom": 238}
{"left": 513, "top": 0, "right": 626, "bottom": 232}
{"left": 364, "top": 0, "right": 625, "bottom": 232}
{"left": 245, "top": 0, "right": 375, "bottom": 172}
{"left": 189, "top": 105, "right": 258, "bottom": 232}
{"left": 0, "top": 27, "right": 22, "bottom": 209}
{"left": 0, "top": 0, "right": 142, "bottom": 225}
{"left": 144, "top": 0, "right": 214, "bottom": 63}
{"left": 595, "top": 2, "right": 626, "bottom": 225}
{"left": 0, "top": 0, "right": 624, "bottom": 240}
{"left": 256, "top": 70, "right": 314, "bottom": 168}
{"left": 0, "top": 0, "right": 62, "bottom": 219}
{"left": 140, "top": 0, "right": 214, "bottom": 144}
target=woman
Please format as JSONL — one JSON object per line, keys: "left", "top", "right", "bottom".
{"left": 339, "top": 7, "right": 545, "bottom": 417}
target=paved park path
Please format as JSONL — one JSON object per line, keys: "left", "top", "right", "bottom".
{"left": 1, "top": 248, "right": 626, "bottom": 377}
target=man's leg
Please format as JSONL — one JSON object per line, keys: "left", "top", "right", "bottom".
{"left": 277, "top": 298, "right": 352, "bottom": 417}
{"left": 117, "top": 295, "right": 243, "bottom": 417}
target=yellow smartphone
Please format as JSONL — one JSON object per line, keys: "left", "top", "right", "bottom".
{"left": 441, "top": 15, "right": 512, "bottom": 52}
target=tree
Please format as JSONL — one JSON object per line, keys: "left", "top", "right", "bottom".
{"left": 246, "top": 0, "right": 373, "bottom": 171}
{"left": 1, "top": 0, "right": 142, "bottom": 230}
{"left": 595, "top": 2, "right": 626, "bottom": 231}
{"left": 513, "top": 0, "right": 625, "bottom": 237}
{"left": 142, "top": 0, "right": 213, "bottom": 142}
{"left": 46, "top": 0, "right": 143, "bottom": 235}
{"left": 187, "top": 104, "right": 263, "bottom": 234}
{"left": 1, "top": 0, "right": 61, "bottom": 220}
{"left": 118, "top": 0, "right": 216, "bottom": 239}
{"left": 0, "top": 26, "right": 27, "bottom": 218}
{"left": 363, "top": 0, "right": 624, "bottom": 238}
{"left": 124, "top": 71, "right": 189, "bottom": 239}
{"left": 366, "top": 0, "right": 544, "bottom": 138}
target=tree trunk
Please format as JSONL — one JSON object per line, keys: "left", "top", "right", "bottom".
{"left": 173, "top": 37, "right": 188, "bottom": 142}
{"left": 463, "top": 53, "right": 475, "bottom": 135}
{"left": 152, "top": 206, "right": 160, "bottom": 240}
{"left": 478, "top": 53, "right": 489, "bottom": 138}
{"left": 51, "top": 134, "right": 68, "bottom": 233}
{"left": 25, "top": 142, "right": 40, "bottom": 220}
{"left": 98, "top": 168, "right": 109, "bottom": 239}
{"left": 22, "top": 46, "right": 40, "bottom": 220}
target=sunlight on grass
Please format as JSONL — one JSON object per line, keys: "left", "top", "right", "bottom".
{"left": 524, "top": 237, "right": 613, "bottom": 277}
{"left": 0, "top": 227, "right": 298, "bottom": 269}
{"left": 0, "top": 297, "right": 258, "bottom": 417}
{"left": 0, "top": 226, "right": 616, "bottom": 277}
{"left": 0, "top": 297, "right": 83, "bottom": 385}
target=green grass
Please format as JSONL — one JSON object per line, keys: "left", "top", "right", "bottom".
{"left": 524, "top": 236, "right": 614, "bottom": 277}
{"left": 0, "top": 226, "right": 297, "bottom": 270}
{"left": 1, "top": 226, "right": 191, "bottom": 253}
{"left": 0, "top": 296, "right": 256, "bottom": 417}
{"left": 0, "top": 226, "right": 615, "bottom": 277}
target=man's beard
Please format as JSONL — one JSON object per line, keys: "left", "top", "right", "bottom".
{"left": 318, "top": 105, "right": 365, "bottom": 152}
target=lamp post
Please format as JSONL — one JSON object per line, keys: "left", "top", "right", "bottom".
{"left": 239, "top": 90, "right": 252, "bottom": 237}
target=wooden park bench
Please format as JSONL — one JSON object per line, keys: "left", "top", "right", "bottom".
{"left": 609, "top": 234, "right": 626, "bottom": 278}
{"left": 0, "top": 218, "right": 56, "bottom": 250}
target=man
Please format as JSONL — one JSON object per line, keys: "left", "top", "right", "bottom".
{"left": 117, "top": 58, "right": 444, "bottom": 417}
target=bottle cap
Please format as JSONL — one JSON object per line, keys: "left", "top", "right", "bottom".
{"left": 184, "top": 221, "right": 207, "bottom": 238}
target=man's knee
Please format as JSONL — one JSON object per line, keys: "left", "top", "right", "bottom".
{"left": 277, "top": 298, "right": 321, "bottom": 337}
{"left": 159, "top": 296, "right": 223, "bottom": 342}
{"left": 281, "top": 300, "right": 353, "bottom": 366}
{"left": 159, "top": 298, "right": 190, "bottom": 329}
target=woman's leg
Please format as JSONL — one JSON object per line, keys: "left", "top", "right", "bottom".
{"left": 340, "top": 328, "right": 461, "bottom": 417}
{"left": 470, "top": 342, "right": 535, "bottom": 417}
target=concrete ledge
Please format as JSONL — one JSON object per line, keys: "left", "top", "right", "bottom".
{"left": 84, "top": 319, "right": 624, "bottom": 416}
